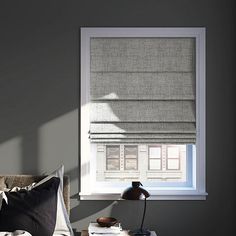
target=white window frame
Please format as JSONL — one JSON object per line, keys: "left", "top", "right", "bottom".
{"left": 80, "top": 27, "right": 207, "bottom": 200}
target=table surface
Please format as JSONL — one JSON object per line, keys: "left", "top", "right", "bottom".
{"left": 81, "top": 230, "right": 157, "bottom": 236}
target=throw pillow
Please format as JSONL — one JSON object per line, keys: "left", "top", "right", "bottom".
{"left": 0, "top": 177, "right": 59, "bottom": 236}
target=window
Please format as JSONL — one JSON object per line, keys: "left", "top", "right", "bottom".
{"left": 106, "top": 145, "right": 120, "bottom": 170}
{"left": 166, "top": 146, "right": 181, "bottom": 170}
{"left": 80, "top": 28, "right": 206, "bottom": 200}
{"left": 124, "top": 145, "right": 138, "bottom": 171}
{"left": 148, "top": 145, "right": 162, "bottom": 170}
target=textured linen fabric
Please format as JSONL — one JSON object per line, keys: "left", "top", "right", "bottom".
{"left": 91, "top": 38, "right": 194, "bottom": 72}
{"left": 90, "top": 37, "right": 196, "bottom": 143}
{"left": 0, "top": 177, "right": 6, "bottom": 191}
{"left": 91, "top": 72, "right": 195, "bottom": 100}
{"left": 90, "top": 122, "right": 196, "bottom": 134}
{"left": 91, "top": 101, "right": 195, "bottom": 122}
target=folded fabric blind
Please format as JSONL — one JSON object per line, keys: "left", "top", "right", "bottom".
{"left": 89, "top": 38, "right": 196, "bottom": 143}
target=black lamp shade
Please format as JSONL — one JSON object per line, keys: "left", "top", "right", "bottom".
{"left": 121, "top": 182, "right": 151, "bottom": 236}
{"left": 121, "top": 182, "right": 150, "bottom": 200}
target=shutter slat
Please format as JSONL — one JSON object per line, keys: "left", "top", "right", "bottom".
{"left": 90, "top": 123, "right": 196, "bottom": 134}
{"left": 90, "top": 101, "right": 195, "bottom": 123}
{"left": 91, "top": 72, "right": 195, "bottom": 100}
{"left": 91, "top": 38, "right": 195, "bottom": 72}
{"left": 90, "top": 134, "right": 196, "bottom": 139}
{"left": 91, "top": 139, "right": 195, "bottom": 144}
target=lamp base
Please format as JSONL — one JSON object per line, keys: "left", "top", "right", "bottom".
{"left": 130, "top": 229, "right": 151, "bottom": 236}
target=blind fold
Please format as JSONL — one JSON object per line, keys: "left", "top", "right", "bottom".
{"left": 89, "top": 37, "right": 196, "bottom": 143}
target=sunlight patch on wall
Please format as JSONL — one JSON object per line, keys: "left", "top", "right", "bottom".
{"left": 0, "top": 136, "right": 22, "bottom": 173}
{"left": 38, "top": 109, "right": 78, "bottom": 173}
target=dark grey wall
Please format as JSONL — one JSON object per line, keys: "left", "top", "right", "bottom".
{"left": 0, "top": 0, "right": 235, "bottom": 235}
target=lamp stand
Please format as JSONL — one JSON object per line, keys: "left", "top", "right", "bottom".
{"left": 130, "top": 198, "right": 150, "bottom": 236}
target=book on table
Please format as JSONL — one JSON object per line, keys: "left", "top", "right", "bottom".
{"left": 88, "top": 222, "right": 122, "bottom": 236}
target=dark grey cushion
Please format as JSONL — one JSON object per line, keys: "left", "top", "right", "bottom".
{"left": 0, "top": 175, "right": 70, "bottom": 214}
{"left": 0, "top": 177, "right": 59, "bottom": 236}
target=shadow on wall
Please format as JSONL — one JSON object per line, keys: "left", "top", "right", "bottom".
{"left": 0, "top": 25, "right": 79, "bottom": 174}
{"left": 0, "top": 21, "right": 118, "bottom": 231}
{"left": 70, "top": 200, "right": 119, "bottom": 233}
{"left": 70, "top": 200, "right": 115, "bottom": 223}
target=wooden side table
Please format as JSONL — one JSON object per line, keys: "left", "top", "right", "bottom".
{"left": 81, "top": 230, "right": 157, "bottom": 236}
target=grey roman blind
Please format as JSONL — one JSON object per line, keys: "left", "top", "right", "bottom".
{"left": 89, "top": 37, "right": 196, "bottom": 143}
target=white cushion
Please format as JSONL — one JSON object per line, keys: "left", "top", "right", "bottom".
{"left": 33, "top": 165, "right": 74, "bottom": 236}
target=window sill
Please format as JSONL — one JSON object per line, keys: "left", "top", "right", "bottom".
{"left": 79, "top": 191, "right": 208, "bottom": 200}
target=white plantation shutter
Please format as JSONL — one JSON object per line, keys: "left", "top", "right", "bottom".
{"left": 89, "top": 37, "right": 196, "bottom": 143}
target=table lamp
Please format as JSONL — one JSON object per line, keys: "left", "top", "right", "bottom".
{"left": 121, "top": 182, "right": 150, "bottom": 236}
